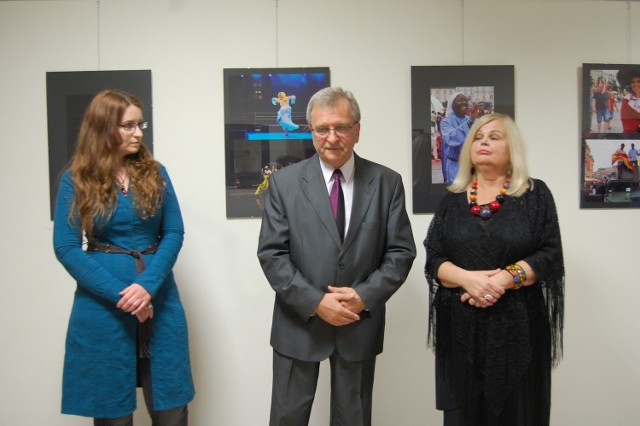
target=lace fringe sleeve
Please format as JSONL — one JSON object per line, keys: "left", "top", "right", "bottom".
{"left": 525, "top": 180, "right": 565, "bottom": 366}
{"left": 423, "top": 199, "right": 450, "bottom": 350}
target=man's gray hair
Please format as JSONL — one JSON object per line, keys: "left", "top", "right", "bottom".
{"left": 306, "top": 87, "right": 361, "bottom": 124}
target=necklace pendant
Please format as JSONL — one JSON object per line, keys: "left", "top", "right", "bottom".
{"left": 115, "top": 173, "right": 128, "bottom": 197}
{"left": 478, "top": 205, "right": 492, "bottom": 219}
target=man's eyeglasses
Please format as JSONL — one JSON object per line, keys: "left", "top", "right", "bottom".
{"left": 119, "top": 121, "right": 149, "bottom": 132}
{"left": 311, "top": 122, "right": 358, "bottom": 137}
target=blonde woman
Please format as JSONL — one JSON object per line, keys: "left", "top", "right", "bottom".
{"left": 424, "top": 113, "right": 564, "bottom": 425}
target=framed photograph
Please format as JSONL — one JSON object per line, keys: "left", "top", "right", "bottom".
{"left": 223, "top": 67, "right": 330, "bottom": 218}
{"left": 581, "top": 64, "right": 640, "bottom": 208}
{"left": 46, "top": 70, "right": 153, "bottom": 219}
{"left": 411, "top": 65, "right": 515, "bottom": 214}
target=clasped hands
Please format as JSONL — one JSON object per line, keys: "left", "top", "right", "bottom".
{"left": 459, "top": 268, "right": 510, "bottom": 308}
{"left": 117, "top": 283, "right": 153, "bottom": 323}
{"left": 314, "top": 285, "right": 366, "bottom": 326}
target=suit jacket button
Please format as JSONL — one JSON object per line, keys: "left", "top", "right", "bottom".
{"left": 338, "top": 263, "right": 345, "bottom": 269}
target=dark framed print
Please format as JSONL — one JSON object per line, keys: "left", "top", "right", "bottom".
{"left": 581, "top": 64, "right": 640, "bottom": 208}
{"left": 46, "top": 70, "right": 153, "bottom": 219}
{"left": 411, "top": 65, "right": 515, "bottom": 214}
{"left": 223, "top": 67, "right": 330, "bottom": 218}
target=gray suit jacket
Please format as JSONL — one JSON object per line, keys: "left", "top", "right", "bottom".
{"left": 257, "top": 153, "right": 416, "bottom": 362}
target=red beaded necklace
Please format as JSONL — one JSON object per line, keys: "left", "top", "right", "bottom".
{"left": 469, "top": 177, "right": 510, "bottom": 219}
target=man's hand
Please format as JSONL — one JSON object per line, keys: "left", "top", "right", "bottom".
{"left": 328, "top": 286, "right": 366, "bottom": 314}
{"left": 314, "top": 290, "right": 360, "bottom": 326}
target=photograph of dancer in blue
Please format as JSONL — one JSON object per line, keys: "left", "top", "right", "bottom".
{"left": 272, "top": 91, "right": 299, "bottom": 136}
{"left": 224, "top": 67, "right": 330, "bottom": 218}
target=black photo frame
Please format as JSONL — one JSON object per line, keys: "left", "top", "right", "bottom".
{"left": 411, "top": 65, "right": 515, "bottom": 214}
{"left": 223, "top": 67, "right": 330, "bottom": 218}
{"left": 581, "top": 63, "right": 640, "bottom": 208}
{"left": 46, "top": 70, "right": 153, "bottom": 219}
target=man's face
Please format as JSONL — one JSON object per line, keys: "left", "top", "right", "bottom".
{"left": 310, "top": 98, "right": 360, "bottom": 169}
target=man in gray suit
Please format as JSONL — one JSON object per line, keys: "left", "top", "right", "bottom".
{"left": 257, "top": 87, "right": 416, "bottom": 426}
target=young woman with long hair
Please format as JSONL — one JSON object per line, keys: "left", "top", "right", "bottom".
{"left": 53, "top": 90, "right": 194, "bottom": 425}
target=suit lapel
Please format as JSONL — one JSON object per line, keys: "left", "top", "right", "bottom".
{"left": 302, "top": 155, "right": 343, "bottom": 247}
{"left": 343, "top": 154, "right": 376, "bottom": 252}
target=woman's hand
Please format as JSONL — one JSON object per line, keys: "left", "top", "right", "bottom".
{"left": 117, "top": 283, "right": 152, "bottom": 315}
{"left": 135, "top": 307, "right": 154, "bottom": 323}
{"left": 470, "top": 103, "right": 484, "bottom": 120}
{"left": 459, "top": 269, "right": 505, "bottom": 308}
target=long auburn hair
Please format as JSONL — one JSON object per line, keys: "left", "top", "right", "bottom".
{"left": 69, "top": 90, "right": 164, "bottom": 238}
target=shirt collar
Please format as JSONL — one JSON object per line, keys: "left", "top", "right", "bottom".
{"left": 319, "top": 154, "right": 355, "bottom": 184}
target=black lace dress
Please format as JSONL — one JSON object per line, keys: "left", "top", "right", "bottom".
{"left": 424, "top": 179, "right": 564, "bottom": 425}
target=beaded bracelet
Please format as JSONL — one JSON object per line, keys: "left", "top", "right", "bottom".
{"left": 505, "top": 263, "right": 526, "bottom": 290}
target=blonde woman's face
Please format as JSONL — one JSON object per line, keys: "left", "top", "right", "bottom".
{"left": 117, "top": 105, "right": 144, "bottom": 160}
{"left": 470, "top": 120, "right": 510, "bottom": 172}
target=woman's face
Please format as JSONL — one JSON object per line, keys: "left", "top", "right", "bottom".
{"left": 470, "top": 119, "right": 510, "bottom": 173}
{"left": 452, "top": 94, "right": 469, "bottom": 117}
{"left": 631, "top": 77, "right": 640, "bottom": 96}
{"left": 116, "top": 104, "right": 144, "bottom": 160}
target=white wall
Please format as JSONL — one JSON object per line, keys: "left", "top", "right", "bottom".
{"left": 1, "top": 0, "right": 639, "bottom": 424}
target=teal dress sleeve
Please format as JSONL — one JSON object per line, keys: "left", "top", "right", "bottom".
{"left": 134, "top": 166, "right": 184, "bottom": 296}
{"left": 53, "top": 171, "right": 128, "bottom": 304}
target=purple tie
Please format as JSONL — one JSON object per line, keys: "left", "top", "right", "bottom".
{"left": 330, "top": 169, "right": 345, "bottom": 241}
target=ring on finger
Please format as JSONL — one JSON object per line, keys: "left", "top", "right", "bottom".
{"left": 483, "top": 294, "right": 492, "bottom": 300}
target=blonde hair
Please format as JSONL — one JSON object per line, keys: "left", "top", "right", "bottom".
{"left": 448, "top": 113, "right": 531, "bottom": 196}
{"left": 69, "top": 90, "right": 164, "bottom": 238}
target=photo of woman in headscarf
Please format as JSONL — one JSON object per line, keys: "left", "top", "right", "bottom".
{"left": 439, "top": 92, "right": 484, "bottom": 183}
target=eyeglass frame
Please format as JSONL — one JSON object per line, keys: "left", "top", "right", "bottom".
{"left": 118, "top": 121, "right": 149, "bottom": 132}
{"left": 310, "top": 122, "right": 359, "bottom": 138}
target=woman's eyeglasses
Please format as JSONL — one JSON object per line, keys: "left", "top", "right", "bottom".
{"left": 119, "top": 121, "right": 149, "bottom": 132}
